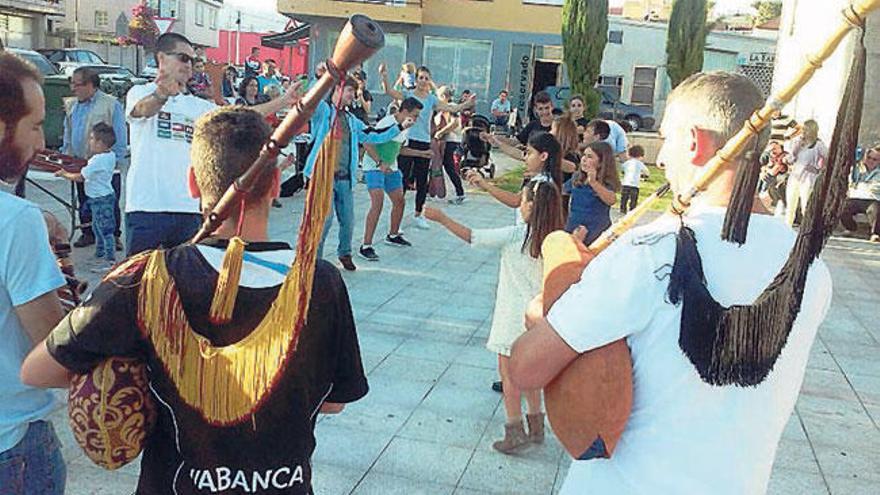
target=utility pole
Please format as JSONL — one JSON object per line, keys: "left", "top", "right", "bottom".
{"left": 74, "top": 0, "right": 80, "bottom": 46}
{"left": 235, "top": 10, "right": 241, "bottom": 65}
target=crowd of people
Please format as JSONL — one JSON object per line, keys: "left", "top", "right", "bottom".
{"left": 0, "top": 26, "right": 873, "bottom": 494}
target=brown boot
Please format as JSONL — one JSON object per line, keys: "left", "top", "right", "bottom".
{"left": 492, "top": 421, "right": 529, "bottom": 455}
{"left": 526, "top": 413, "right": 545, "bottom": 444}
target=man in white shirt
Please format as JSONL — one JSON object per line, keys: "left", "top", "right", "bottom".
{"left": 0, "top": 51, "right": 67, "bottom": 494}
{"left": 840, "top": 144, "right": 880, "bottom": 242}
{"left": 510, "top": 72, "right": 833, "bottom": 494}
{"left": 584, "top": 119, "right": 629, "bottom": 160}
{"left": 125, "top": 33, "right": 295, "bottom": 256}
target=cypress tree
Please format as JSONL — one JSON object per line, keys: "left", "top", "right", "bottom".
{"left": 666, "top": 0, "right": 709, "bottom": 89}
{"left": 563, "top": 0, "right": 608, "bottom": 117}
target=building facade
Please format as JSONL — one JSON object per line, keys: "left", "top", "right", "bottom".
{"left": 772, "top": 0, "right": 879, "bottom": 147}
{"left": 278, "top": 0, "right": 775, "bottom": 126}
{"left": 0, "top": 0, "right": 65, "bottom": 49}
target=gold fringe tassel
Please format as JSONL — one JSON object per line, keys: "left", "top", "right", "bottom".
{"left": 208, "top": 236, "right": 247, "bottom": 325}
{"left": 136, "top": 133, "right": 340, "bottom": 425}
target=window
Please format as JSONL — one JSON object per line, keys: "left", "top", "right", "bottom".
{"left": 608, "top": 30, "right": 623, "bottom": 44}
{"left": 329, "top": 32, "right": 407, "bottom": 95}
{"left": 94, "top": 10, "right": 108, "bottom": 28}
{"left": 423, "top": 37, "right": 493, "bottom": 98}
{"left": 631, "top": 66, "right": 657, "bottom": 106}
{"left": 195, "top": 3, "right": 205, "bottom": 26}
{"left": 148, "top": 0, "right": 178, "bottom": 18}
{"left": 208, "top": 8, "right": 218, "bottom": 30}
{"left": 597, "top": 75, "right": 623, "bottom": 101}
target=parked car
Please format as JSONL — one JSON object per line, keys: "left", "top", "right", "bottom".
{"left": 36, "top": 48, "right": 107, "bottom": 76}
{"left": 8, "top": 48, "right": 72, "bottom": 149}
{"left": 141, "top": 57, "right": 158, "bottom": 80}
{"left": 74, "top": 64, "right": 149, "bottom": 102}
{"left": 544, "top": 86, "right": 656, "bottom": 132}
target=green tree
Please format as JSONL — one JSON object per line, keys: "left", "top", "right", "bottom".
{"left": 752, "top": 1, "right": 782, "bottom": 26}
{"left": 666, "top": 0, "right": 709, "bottom": 89}
{"left": 562, "top": 0, "right": 608, "bottom": 118}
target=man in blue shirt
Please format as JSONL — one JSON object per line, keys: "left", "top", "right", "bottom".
{"left": 303, "top": 75, "right": 413, "bottom": 271}
{"left": 491, "top": 90, "right": 512, "bottom": 129}
{"left": 0, "top": 51, "right": 67, "bottom": 495}
{"left": 62, "top": 66, "right": 128, "bottom": 250}
{"left": 257, "top": 59, "right": 281, "bottom": 94}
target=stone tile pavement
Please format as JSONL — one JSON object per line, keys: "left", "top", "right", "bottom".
{"left": 15, "top": 162, "right": 880, "bottom": 494}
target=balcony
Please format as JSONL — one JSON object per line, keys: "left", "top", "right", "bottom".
{"left": 278, "top": 0, "right": 423, "bottom": 25}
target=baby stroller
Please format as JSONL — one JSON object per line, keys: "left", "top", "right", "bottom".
{"left": 457, "top": 114, "right": 496, "bottom": 179}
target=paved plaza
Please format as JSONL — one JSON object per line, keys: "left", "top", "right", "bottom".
{"left": 17, "top": 158, "right": 880, "bottom": 494}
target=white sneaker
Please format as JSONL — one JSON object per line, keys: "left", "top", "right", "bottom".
{"left": 414, "top": 215, "right": 430, "bottom": 230}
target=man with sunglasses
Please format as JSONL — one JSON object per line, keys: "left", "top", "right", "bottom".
{"left": 62, "top": 67, "right": 127, "bottom": 251}
{"left": 125, "top": 33, "right": 298, "bottom": 256}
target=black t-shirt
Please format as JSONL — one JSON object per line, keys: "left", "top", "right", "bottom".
{"left": 350, "top": 89, "right": 373, "bottom": 124}
{"left": 516, "top": 120, "right": 552, "bottom": 146}
{"left": 48, "top": 240, "right": 368, "bottom": 494}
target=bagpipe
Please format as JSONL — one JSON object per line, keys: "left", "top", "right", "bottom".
{"left": 541, "top": 0, "right": 878, "bottom": 461}
{"left": 65, "top": 15, "right": 387, "bottom": 470}
{"left": 28, "top": 150, "right": 87, "bottom": 174}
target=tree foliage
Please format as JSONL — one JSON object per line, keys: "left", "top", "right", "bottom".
{"left": 563, "top": 0, "right": 608, "bottom": 117}
{"left": 666, "top": 0, "right": 709, "bottom": 89}
{"left": 752, "top": 1, "right": 783, "bottom": 26}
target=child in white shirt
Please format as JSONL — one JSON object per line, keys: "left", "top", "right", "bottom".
{"left": 619, "top": 144, "right": 649, "bottom": 214}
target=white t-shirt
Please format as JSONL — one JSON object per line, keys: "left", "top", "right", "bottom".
{"left": 125, "top": 83, "right": 216, "bottom": 213}
{"left": 81, "top": 151, "right": 116, "bottom": 198}
{"left": 547, "top": 205, "right": 832, "bottom": 495}
{"left": 0, "top": 192, "right": 65, "bottom": 451}
{"left": 362, "top": 114, "right": 408, "bottom": 172}
{"left": 620, "top": 158, "right": 649, "bottom": 188}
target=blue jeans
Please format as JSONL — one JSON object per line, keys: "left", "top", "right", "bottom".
{"left": 319, "top": 179, "right": 354, "bottom": 258}
{"left": 0, "top": 421, "right": 65, "bottom": 495}
{"left": 77, "top": 172, "right": 122, "bottom": 237}
{"left": 88, "top": 194, "right": 116, "bottom": 262}
{"left": 124, "top": 211, "right": 203, "bottom": 257}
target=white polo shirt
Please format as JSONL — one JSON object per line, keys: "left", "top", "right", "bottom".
{"left": 548, "top": 204, "right": 832, "bottom": 495}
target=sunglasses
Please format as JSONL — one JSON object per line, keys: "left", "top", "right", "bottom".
{"left": 164, "top": 51, "right": 195, "bottom": 65}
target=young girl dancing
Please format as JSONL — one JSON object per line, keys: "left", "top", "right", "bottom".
{"left": 424, "top": 178, "right": 565, "bottom": 454}
{"left": 564, "top": 140, "right": 620, "bottom": 245}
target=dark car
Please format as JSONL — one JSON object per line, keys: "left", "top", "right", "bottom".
{"left": 544, "top": 86, "right": 656, "bottom": 132}
{"left": 8, "top": 48, "right": 72, "bottom": 149}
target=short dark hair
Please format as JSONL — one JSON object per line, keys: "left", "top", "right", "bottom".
{"left": 72, "top": 66, "right": 100, "bottom": 88}
{"left": 90, "top": 122, "right": 116, "bottom": 148}
{"left": 0, "top": 52, "right": 43, "bottom": 130}
{"left": 251, "top": 46, "right": 260, "bottom": 53}
{"left": 533, "top": 91, "right": 552, "bottom": 106}
{"left": 417, "top": 66, "right": 431, "bottom": 77}
{"left": 238, "top": 76, "right": 258, "bottom": 97}
{"left": 628, "top": 144, "right": 645, "bottom": 158}
{"left": 264, "top": 59, "right": 276, "bottom": 65}
{"left": 499, "top": 89, "right": 508, "bottom": 95}
{"left": 343, "top": 75, "right": 359, "bottom": 90}
{"left": 586, "top": 119, "right": 611, "bottom": 140}
{"left": 399, "top": 97, "right": 424, "bottom": 113}
{"left": 191, "top": 107, "right": 273, "bottom": 210}
{"left": 155, "top": 32, "right": 193, "bottom": 63}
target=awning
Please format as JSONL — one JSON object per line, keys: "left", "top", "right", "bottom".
{"left": 261, "top": 23, "right": 311, "bottom": 49}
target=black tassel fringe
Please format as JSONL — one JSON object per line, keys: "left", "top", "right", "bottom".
{"left": 670, "top": 31, "right": 867, "bottom": 387}
{"left": 722, "top": 142, "right": 763, "bottom": 245}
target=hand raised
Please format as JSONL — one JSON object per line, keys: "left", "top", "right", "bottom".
{"left": 422, "top": 206, "right": 445, "bottom": 222}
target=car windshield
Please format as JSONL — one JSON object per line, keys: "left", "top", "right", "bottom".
{"left": 87, "top": 66, "right": 135, "bottom": 77}
{"left": 19, "top": 52, "right": 59, "bottom": 76}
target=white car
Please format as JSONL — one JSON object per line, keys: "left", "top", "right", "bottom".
{"left": 36, "top": 49, "right": 108, "bottom": 76}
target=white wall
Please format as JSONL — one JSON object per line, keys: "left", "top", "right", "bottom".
{"left": 772, "top": 0, "right": 879, "bottom": 145}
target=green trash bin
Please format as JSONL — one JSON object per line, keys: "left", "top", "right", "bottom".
{"left": 42, "top": 75, "right": 72, "bottom": 150}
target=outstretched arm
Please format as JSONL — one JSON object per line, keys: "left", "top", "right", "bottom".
{"left": 379, "top": 63, "right": 405, "bottom": 101}
{"left": 466, "top": 169, "right": 522, "bottom": 208}
{"left": 423, "top": 207, "right": 472, "bottom": 243}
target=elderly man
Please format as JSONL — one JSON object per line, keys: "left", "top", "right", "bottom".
{"left": 125, "top": 32, "right": 296, "bottom": 256}
{"left": 0, "top": 51, "right": 67, "bottom": 494}
{"left": 840, "top": 144, "right": 880, "bottom": 242}
{"left": 510, "top": 72, "right": 832, "bottom": 494}
{"left": 63, "top": 66, "right": 128, "bottom": 249}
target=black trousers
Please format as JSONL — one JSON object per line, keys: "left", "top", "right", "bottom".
{"left": 620, "top": 185, "right": 640, "bottom": 214}
{"left": 398, "top": 140, "right": 431, "bottom": 213}
{"left": 77, "top": 172, "right": 122, "bottom": 237}
{"left": 840, "top": 198, "right": 880, "bottom": 235}
{"left": 442, "top": 142, "right": 465, "bottom": 197}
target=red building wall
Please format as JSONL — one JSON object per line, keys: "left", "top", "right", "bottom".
{"left": 205, "top": 30, "right": 309, "bottom": 77}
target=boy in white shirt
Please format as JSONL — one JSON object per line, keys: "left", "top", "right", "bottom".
{"left": 358, "top": 97, "right": 424, "bottom": 262}
{"left": 56, "top": 123, "right": 118, "bottom": 271}
{"left": 619, "top": 144, "right": 650, "bottom": 214}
